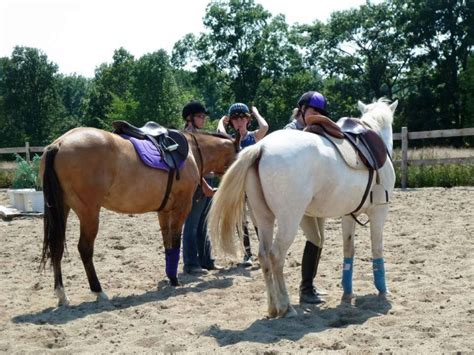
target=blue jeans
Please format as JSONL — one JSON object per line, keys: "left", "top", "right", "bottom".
{"left": 182, "top": 190, "right": 215, "bottom": 270}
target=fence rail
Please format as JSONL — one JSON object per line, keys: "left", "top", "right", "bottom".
{"left": 393, "top": 127, "right": 474, "bottom": 188}
{"left": 1, "top": 128, "right": 473, "bottom": 188}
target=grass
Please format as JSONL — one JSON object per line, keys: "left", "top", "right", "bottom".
{"left": 392, "top": 147, "right": 474, "bottom": 188}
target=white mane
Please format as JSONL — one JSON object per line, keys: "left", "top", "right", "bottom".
{"left": 359, "top": 98, "right": 397, "bottom": 131}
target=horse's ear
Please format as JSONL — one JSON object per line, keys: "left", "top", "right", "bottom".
{"left": 358, "top": 100, "right": 367, "bottom": 114}
{"left": 233, "top": 131, "right": 241, "bottom": 152}
{"left": 389, "top": 100, "right": 398, "bottom": 113}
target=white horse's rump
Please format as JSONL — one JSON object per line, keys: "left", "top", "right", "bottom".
{"left": 209, "top": 99, "right": 398, "bottom": 318}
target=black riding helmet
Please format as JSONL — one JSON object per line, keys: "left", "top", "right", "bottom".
{"left": 182, "top": 101, "right": 209, "bottom": 120}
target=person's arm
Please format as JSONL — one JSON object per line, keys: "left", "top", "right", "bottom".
{"left": 251, "top": 106, "right": 269, "bottom": 142}
{"left": 217, "top": 116, "right": 230, "bottom": 135}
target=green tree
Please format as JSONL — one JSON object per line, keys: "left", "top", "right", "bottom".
{"left": 1, "top": 46, "right": 62, "bottom": 145}
{"left": 132, "top": 50, "right": 182, "bottom": 128}
{"left": 393, "top": 0, "right": 474, "bottom": 129}
{"left": 173, "top": 0, "right": 309, "bottom": 129}
{"left": 304, "top": 2, "right": 412, "bottom": 102}
{"left": 85, "top": 48, "right": 135, "bottom": 129}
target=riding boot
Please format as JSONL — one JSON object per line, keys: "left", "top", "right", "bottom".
{"left": 299, "top": 241, "right": 324, "bottom": 304}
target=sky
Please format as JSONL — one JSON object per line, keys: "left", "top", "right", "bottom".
{"left": 0, "top": 0, "right": 371, "bottom": 78}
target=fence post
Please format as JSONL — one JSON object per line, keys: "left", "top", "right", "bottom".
{"left": 25, "top": 141, "right": 31, "bottom": 162}
{"left": 401, "top": 127, "right": 408, "bottom": 189}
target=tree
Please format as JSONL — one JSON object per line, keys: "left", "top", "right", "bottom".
{"left": 1, "top": 46, "right": 62, "bottom": 145}
{"left": 172, "top": 0, "right": 308, "bottom": 128}
{"left": 132, "top": 50, "right": 182, "bottom": 128}
{"left": 85, "top": 48, "right": 135, "bottom": 129}
{"left": 393, "top": 0, "right": 474, "bottom": 129}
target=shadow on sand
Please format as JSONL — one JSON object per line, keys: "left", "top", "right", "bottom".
{"left": 11, "top": 275, "right": 234, "bottom": 325}
{"left": 203, "top": 294, "right": 392, "bottom": 346}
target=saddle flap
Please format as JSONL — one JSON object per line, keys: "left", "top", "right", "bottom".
{"left": 337, "top": 117, "right": 367, "bottom": 135}
{"left": 157, "top": 130, "right": 189, "bottom": 169}
{"left": 112, "top": 120, "right": 167, "bottom": 138}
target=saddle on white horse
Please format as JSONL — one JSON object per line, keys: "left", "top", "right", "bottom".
{"left": 304, "top": 115, "right": 391, "bottom": 220}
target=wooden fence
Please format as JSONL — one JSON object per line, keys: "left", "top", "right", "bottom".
{"left": 1, "top": 127, "right": 474, "bottom": 188}
{"left": 393, "top": 127, "right": 474, "bottom": 188}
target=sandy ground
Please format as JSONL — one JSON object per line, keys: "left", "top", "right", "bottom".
{"left": 0, "top": 187, "right": 473, "bottom": 353}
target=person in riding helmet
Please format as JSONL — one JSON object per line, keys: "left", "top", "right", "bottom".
{"left": 218, "top": 103, "right": 269, "bottom": 147}
{"left": 217, "top": 103, "right": 269, "bottom": 266}
{"left": 284, "top": 91, "right": 328, "bottom": 304}
{"left": 182, "top": 100, "right": 221, "bottom": 275}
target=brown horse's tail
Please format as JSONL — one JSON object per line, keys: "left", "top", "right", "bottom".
{"left": 40, "top": 144, "right": 66, "bottom": 270}
{"left": 208, "top": 143, "right": 262, "bottom": 256}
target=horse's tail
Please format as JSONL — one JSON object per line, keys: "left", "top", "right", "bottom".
{"left": 40, "top": 144, "right": 66, "bottom": 270}
{"left": 208, "top": 143, "right": 262, "bottom": 256}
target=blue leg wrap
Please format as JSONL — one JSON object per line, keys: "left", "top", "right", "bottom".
{"left": 373, "top": 258, "right": 387, "bottom": 293}
{"left": 165, "top": 248, "right": 180, "bottom": 279}
{"left": 342, "top": 257, "right": 353, "bottom": 295}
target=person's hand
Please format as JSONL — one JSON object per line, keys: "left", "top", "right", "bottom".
{"left": 251, "top": 106, "right": 260, "bottom": 116}
{"left": 202, "top": 186, "right": 217, "bottom": 197}
{"left": 220, "top": 115, "right": 230, "bottom": 126}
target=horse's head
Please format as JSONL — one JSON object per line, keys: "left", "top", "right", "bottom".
{"left": 358, "top": 98, "right": 398, "bottom": 155}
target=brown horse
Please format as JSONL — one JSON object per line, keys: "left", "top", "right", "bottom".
{"left": 40, "top": 127, "right": 239, "bottom": 306}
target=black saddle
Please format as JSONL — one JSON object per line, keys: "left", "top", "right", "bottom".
{"left": 337, "top": 117, "right": 387, "bottom": 170}
{"left": 112, "top": 120, "right": 189, "bottom": 179}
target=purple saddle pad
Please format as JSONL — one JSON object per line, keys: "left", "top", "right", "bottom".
{"left": 121, "top": 134, "right": 185, "bottom": 171}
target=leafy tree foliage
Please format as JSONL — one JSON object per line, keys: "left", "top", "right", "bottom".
{"left": 0, "top": 47, "right": 62, "bottom": 145}
{"left": 0, "top": 0, "right": 473, "bottom": 150}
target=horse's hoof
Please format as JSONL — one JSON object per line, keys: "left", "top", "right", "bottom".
{"left": 283, "top": 306, "right": 298, "bottom": 318}
{"left": 55, "top": 288, "right": 70, "bottom": 307}
{"left": 267, "top": 307, "right": 278, "bottom": 319}
{"left": 341, "top": 293, "right": 353, "bottom": 303}
{"left": 57, "top": 298, "right": 70, "bottom": 307}
{"left": 169, "top": 277, "right": 180, "bottom": 287}
{"left": 93, "top": 291, "right": 109, "bottom": 301}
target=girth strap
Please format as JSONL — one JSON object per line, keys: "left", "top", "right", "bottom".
{"left": 157, "top": 168, "right": 175, "bottom": 212}
{"left": 350, "top": 168, "right": 374, "bottom": 226}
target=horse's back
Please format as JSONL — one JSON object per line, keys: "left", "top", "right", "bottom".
{"left": 256, "top": 130, "right": 393, "bottom": 218}
{"left": 42, "top": 127, "right": 179, "bottom": 214}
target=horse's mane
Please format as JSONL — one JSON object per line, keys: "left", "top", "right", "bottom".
{"left": 360, "top": 97, "right": 394, "bottom": 130}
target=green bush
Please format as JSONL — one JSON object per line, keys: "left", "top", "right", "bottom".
{"left": 0, "top": 171, "right": 13, "bottom": 188}
{"left": 395, "top": 164, "right": 474, "bottom": 188}
{"left": 11, "top": 154, "right": 42, "bottom": 190}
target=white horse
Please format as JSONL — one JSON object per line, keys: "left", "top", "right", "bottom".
{"left": 208, "top": 98, "right": 398, "bottom": 318}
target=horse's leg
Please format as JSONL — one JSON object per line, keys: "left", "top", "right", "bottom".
{"left": 341, "top": 215, "right": 356, "bottom": 302}
{"left": 368, "top": 205, "right": 390, "bottom": 297}
{"left": 52, "top": 206, "right": 71, "bottom": 306}
{"left": 299, "top": 216, "right": 325, "bottom": 304}
{"left": 158, "top": 208, "right": 188, "bottom": 286}
{"left": 245, "top": 166, "right": 278, "bottom": 318}
{"left": 270, "top": 221, "right": 299, "bottom": 318}
{"left": 77, "top": 207, "right": 108, "bottom": 301}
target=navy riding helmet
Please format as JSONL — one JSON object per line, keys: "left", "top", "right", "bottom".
{"left": 297, "top": 91, "right": 329, "bottom": 117}
{"left": 228, "top": 103, "right": 250, "bottom": 117}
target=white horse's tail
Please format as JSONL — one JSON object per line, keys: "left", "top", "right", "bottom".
{"left": 208, "top": 143, "right": 262, "bottom": 256}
